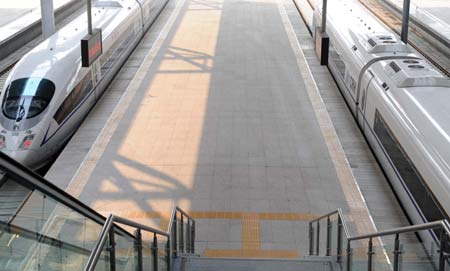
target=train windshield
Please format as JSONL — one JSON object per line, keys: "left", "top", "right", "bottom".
{"left": 2, "top": 78, "right": 55, "bottom": 121}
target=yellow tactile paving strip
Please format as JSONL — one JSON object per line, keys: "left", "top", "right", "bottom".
{"left": 118, "top": 210, "right": 319, "bottom": 221}
{"left": 203, "top": 249, "right": 299, "bottom": 258}
{"left": 241, "top": 213, "right": 260, "bottom": 250}
{"left": 202, "top": 212, "right": 301, "bottom": 258}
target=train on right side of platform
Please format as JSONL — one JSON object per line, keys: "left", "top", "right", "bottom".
{"left": 313, "top": 0, "right": 450, "bottom": 231}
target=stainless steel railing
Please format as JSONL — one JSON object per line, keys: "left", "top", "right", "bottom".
{"left": 84, "top": 206, "right": 195, "bottom": 271}
{"left": 309, "top": 209, "right": 450, "bottom": 271}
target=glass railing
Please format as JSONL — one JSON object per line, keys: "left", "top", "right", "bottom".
{"left": 0, "top": 152, "right": 195, "bottom": 271}
{"left": 309, "top": 209, "right": 450, "bottom": 271}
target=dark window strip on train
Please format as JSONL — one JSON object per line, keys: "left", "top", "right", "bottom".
{"left": 100, "top": 29, "right": 136, "bottom": 76}
{"left": 53, "top": 28, "right": 136, "bottom": 125}
{"left": 373, "top": 110, "right": 446, "bottom": 224}
{"left": 53, "top": 73, "right": 93, "bottom": 124}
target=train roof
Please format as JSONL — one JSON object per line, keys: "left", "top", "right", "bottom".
{"left": 384, "top": 68, "right": 450, "bottom": 179}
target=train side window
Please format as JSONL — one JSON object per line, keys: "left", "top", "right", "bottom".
{"left": 53, "top": 74, "right": 93, "bottom": 124}
{"left": 373, "top": 110, "right": 445, "bottom": 223}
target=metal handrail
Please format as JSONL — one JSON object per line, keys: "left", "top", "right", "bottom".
{"left": 84, "top": 206, "right": 196, "bottom": 271}
{"left": 348, "top": 220, "right": 447, "bottom": 241}
{"left": 309, "top": 209, "right": 450, "bottom": 271}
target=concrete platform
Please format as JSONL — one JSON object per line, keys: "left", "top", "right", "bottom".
{"left": 0, "top": 0, "right": 72, "bottom": 40}
{"left": 46, "top": 0, "right": 409, "bottom": 258}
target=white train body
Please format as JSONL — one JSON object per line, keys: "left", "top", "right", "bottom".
{"left": 0, "top": 0, "right": 166, "bottom": 169}
{"left": 313, "top": 0, "right": 450, "bottom": 232}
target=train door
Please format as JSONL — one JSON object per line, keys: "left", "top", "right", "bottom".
{"left": 356, "top": 70, "right": 374, "bottom": 131}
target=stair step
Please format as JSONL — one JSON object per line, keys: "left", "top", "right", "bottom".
{"left": 174, "top": 256, "right": 336, "bottom": 271}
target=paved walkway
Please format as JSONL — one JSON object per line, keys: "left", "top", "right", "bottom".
{"left": 47, "top": 0, "right": 379, "bottom": 257}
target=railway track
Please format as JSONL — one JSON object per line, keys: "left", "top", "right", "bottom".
{"left": 299, "top": 0, "right": 450, "bottom": 78}
{"left": 358, "top": 0, "right": 450, "bottom": 77}
{"left": 0, "top": 62, "right": 16, "bottom": 92}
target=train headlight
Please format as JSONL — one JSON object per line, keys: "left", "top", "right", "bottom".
{"left": 19, "top": 134, "right": 34, "bottom": 150}
{"left": 0, "top": 135, "right": 5, "bottom": 150}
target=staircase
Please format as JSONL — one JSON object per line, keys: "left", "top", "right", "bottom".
{"left": 1, "top": 152, "right": 450, "bottom": 271}
{"left": 174, "top": 255, "right": 338, "bottom": 271}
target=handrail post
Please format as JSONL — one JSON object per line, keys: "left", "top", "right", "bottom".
{"left": 309, "top": 222, "right": 314, "bottom": 255}
{"left": 135, "top": 229, "right": 143, "bottom": 271}
{"left": 109, "top": 227, "right": 116, "bottom": 271}
{"left": 191, "top": 220, "right": 195, "bottom": 254}
{"left": 316, "top": 220, "right": 320, "bottom": 255}
{"left": 187, "top": 218, "right": 191, "bottom": 253}
{"left": 367, "top": 238, "right": 373, "bottom": 271}
{"left": 393, "top": 234, "right": 400, "bottom": 271}
{"left": 346, "top": 241, "right": 351, "bottom": 271}
{"left": 326, "top": 216, "right": 331, "bottom": 256}
{"left": 180, "top": 214, "right": 184, "bottom": 253}
{"left": 166, "top": 239, "right": 171, "bottom": 271}
{"left": 439, "top": 229, "right": 447, "bottom": 271}
{"left": 152, "top": 233, "right": 158, "bottom": 271}
{"left": 173, "top": 211, "right": 178, "bottom": 257}
{"left": 337, "top": 215, "right": 343, "bottom": 263}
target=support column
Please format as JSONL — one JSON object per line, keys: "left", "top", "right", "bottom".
{"left": 40, "top": 0, "right": 55, "bottom": 39}
{"left": 86, "top": 0, "right": 93, "bottom": 34}
{"left": 401, "top": 0, "right": 411, "bottom": 43}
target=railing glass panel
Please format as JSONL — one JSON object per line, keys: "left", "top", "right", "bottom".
{"left": 371, "top": 242, "right": 393, "bottom": 271}
{"left": 0, "top": 178, "right": 104, "bottom": 271}
{"left": 114, "top": 229, "right": 138, "bottom": 271}
{"left": 398, "top": 230, "right": 439, "bottom": 271}
{"left": 157, "top": 237, "right": 169, "bottom": 271}
{"left": 329, "top": 215, "right": 338, "bottom": 257}
{"left": 93, "top": 235, "right": 111, "bottom": 271}
{"left": 350, "top": 239, "right": 369, "bottom": 271}
{"left": 141, "top": 234, "right": 154, "bottom": 271}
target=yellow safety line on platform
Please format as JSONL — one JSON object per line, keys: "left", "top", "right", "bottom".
{"left": 122, "top": 210, "right": 319, "bottom": 221}
{"left": 203, "top": 249, "right": 299, "bottom": 258}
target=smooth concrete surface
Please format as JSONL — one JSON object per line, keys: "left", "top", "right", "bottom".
{"left": 46, "top": 0, "right": 408, "bottom": 259}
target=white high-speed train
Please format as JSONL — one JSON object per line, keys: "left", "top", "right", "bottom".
{"left": 312, "top": 0, "right": 450, "bottom": 230}
{"left": 0, "top": 0, "right": 166, "bottom": 169}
